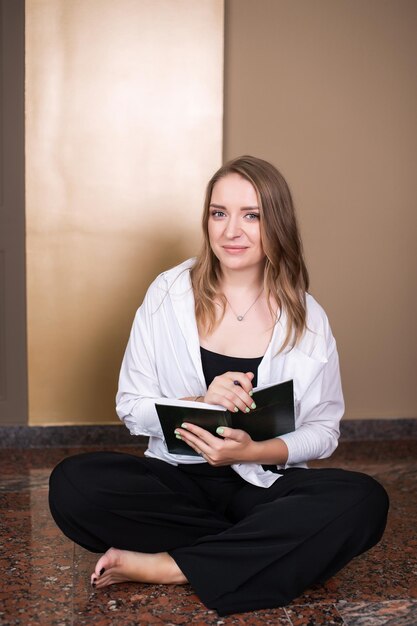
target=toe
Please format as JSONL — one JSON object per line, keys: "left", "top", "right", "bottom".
{"left": 94, "top": 549, "right": 113, "bottom": 577}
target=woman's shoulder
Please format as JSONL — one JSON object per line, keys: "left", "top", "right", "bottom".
{"left": 140, "top": 258, "right": 195, "bottom": 309}
{"left": 305, "top": 293, "right": 330, "bottom": 327}
{"left": 133, "top": 258, "right": 195, "bottom": 323}
{"left": 149, "top": 258, "right": 195, "bottom": 293}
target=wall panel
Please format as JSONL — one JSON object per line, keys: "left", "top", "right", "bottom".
{"left": 26, "top": 0, "right": 223, "bottom": 424}
{"left": 0, "top": 0, "right": 27, "bottom": 425}
{"left": 0, "top": 251, "right": 6, "bottom": 401}
{"left": 224, "top": 0, "right": 417, "bottom": 420}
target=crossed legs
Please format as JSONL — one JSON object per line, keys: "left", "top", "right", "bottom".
{"left": 49, "top": 452, "right": 389, "bottom": 615}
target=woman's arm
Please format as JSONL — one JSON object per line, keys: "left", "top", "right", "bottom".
{"left": 117, "top": 305, "right": 257, "bottom": 436}
{"left": 278, "top": 342, "right": 343, "bottom": 464}
{"left": 116, "top": 299, "right": 173, "bottom": 438}
{"left": 177, "top": 341, "right": 343, "bottom": 467}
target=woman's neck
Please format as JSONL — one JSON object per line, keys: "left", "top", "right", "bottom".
{"left": 218, "top": 265, "right": 265, "bottom": 294}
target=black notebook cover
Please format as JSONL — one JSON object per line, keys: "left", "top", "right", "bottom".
{"left": 155, "top": 379, "right": 295, "bottom": 456}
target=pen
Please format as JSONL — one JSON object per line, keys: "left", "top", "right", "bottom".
{"left": 234, "top": 379, "right": 254, "bottom": 398}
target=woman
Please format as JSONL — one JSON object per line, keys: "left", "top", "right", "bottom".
{"left": 49, "top": 155, "right": 389, "bottom": 616}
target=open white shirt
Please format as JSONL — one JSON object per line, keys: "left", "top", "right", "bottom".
{"left": 116, "top": 259, "right": 344, "bottom": 488}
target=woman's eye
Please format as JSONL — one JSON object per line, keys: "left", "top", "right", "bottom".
{"left": 211, "top": 210, "right": 225, "bottom": 218}
{"left": 245, "top": 213, "right": 260, "bottom": 220}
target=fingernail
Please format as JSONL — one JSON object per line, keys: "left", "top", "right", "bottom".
{"left": 174, "top": 429, "right": 180, "bottom": 435}
{"left": 91, "top": 578, "right": 97, "bottom": 586}
{"left": 216, "top": 427, "right": 225, "bottom": 435}
{"left": 245, "top": 407, "right": 250, "bottom": 413}
{"left": 181, "top": 423, "right": 188, "bottom": 429}
{"left": 175, "top": 434, "right": 182, "bottom": 440}
{"left": 99, "top": 568, "right": 105, "bottom": 576}
{"left": 249, "top": 390, "right": 253, "bottom": 396}
{"left": 234, "top": 407, "right": 238, "bottom": 413}
{"left": 251, "top": 402, "right": 257, "bottom": 409}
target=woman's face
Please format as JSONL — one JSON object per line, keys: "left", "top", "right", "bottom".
{"left": 208, "top": 173, "right": 265, "bottom": 273}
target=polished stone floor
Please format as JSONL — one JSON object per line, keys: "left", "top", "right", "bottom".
{"left": 0, "top": 439, "right": 416, "bottom": 625}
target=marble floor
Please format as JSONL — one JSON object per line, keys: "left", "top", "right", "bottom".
{"left": 0, "top": 439, "right": 416, "bottom": 626}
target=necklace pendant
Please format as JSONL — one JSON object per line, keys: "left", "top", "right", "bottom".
{"left": 225, "top": 288, "right": 264, "bottom": 323}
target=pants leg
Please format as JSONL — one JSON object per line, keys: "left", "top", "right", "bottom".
{"left": 49, "top": 451, "right": 234, "bottom": 553}
{"left": 170, "top": 468, "right": 389, "bottom": 615}
{"left": 49, "top": 455, "right": 389, "bottom": 616}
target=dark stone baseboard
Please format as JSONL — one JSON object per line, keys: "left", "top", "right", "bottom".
{"left": 0, "top": 424, "right": 142, "bottom": 449}
{"left": 340, "top": 417, "right": 417, "bottom": 441}
{"left": 0, "top": 418, "right": 416, "bottom": 449}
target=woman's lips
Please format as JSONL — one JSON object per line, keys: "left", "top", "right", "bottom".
{"left": 222, "top": 246, "right": 248, "bottom": 254}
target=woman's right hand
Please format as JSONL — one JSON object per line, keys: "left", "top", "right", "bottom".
{"left": 203, "top": 371, "right": 256, "bottom": 413}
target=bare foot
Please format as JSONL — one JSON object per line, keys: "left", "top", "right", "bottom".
{"left": 90, "top": 547, "right": 188, "bottom": 589}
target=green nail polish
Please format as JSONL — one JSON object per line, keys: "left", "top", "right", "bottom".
{"left": 251, "top": 402, "right": 257, "bottom": 409}
{"left": 181, "top": 423, "right": 187, "bottom": 429}
{"left": 249, "top": 390, "right": 253, "bottom": 396}
{"left": 234, "top": 407, "right": 239, "bottom": 412}
{"left": 175, "top": 434, "right": 182, "bottom": 440}
{"left": 245, "top": 407, "right": 250, "bottom": 413}
{"left": 216, "top": 427, "right": 225, "bottom": 435}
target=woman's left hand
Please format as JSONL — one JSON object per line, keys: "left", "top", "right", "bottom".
{"left": 175, "top": 423, "right": 256, "bottom": 466}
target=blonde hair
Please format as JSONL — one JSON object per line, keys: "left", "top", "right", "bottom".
{"left": 190, "top": 155, "right": 309, "bottom": 351}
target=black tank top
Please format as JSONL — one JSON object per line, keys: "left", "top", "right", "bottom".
{"left": 200, "top": 347, "right": 263, "bottom": 388}
{"left": 197, "top": 347, "right": 277, "bottom": 475}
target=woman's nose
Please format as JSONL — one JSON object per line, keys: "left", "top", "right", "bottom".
{"left": 225, "top": 216, "right": 241, "bottom": 238}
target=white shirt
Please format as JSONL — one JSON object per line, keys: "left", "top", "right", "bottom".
{"left": 116, "top": 258, "right": 344, "bottom": 488}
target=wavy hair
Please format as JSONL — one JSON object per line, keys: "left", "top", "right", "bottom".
{"left": 190, "top": 155, "right": 309, "bottom": 351}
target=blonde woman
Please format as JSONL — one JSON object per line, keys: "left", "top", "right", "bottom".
{"left": 49, "top": 156, "right": 388, "bottom": 616}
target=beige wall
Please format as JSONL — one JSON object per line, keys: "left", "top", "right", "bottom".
{"left": 26, "top": 0, "right": 417, "bottom": 425}
{"left": 224, "top": 0, "right": 417, "bottom": 419}
{"left": 26, "top": 0, "right": 224, "bottom": 425}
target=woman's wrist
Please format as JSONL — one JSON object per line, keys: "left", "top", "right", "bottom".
{"left": 248, "top": 438, "right": 289, "bottom": 465}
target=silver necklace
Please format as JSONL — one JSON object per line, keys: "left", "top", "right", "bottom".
{"left": 224, "top": 288, "right": 264, "bottom": 321}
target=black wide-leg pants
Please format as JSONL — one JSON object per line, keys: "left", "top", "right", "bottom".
{"left": 49, "top": 452, "right": 389, "bottom": 616}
